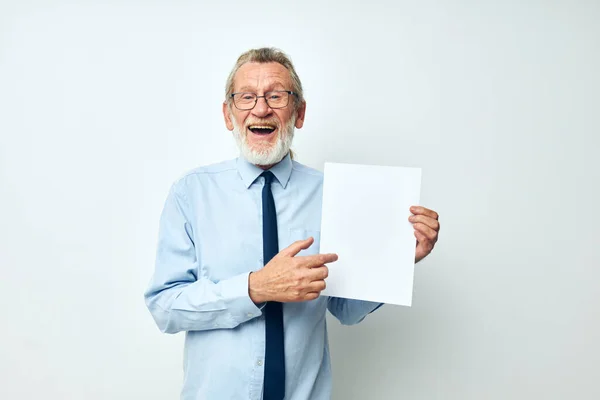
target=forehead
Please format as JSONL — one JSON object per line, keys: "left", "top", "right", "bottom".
{"left": 233, "top": 62, "right": 292, "bottom": 91}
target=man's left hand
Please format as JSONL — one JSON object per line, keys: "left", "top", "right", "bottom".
{"left": 409, "top": 206, "right": 440, "bottom": 263}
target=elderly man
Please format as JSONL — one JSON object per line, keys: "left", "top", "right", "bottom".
{"left": 144, "top": 48, "right": 440, "bottom": 400}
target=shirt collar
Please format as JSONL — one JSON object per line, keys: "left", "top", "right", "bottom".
{"left": 236, "top": 152, "right": 293, "bottom": 189}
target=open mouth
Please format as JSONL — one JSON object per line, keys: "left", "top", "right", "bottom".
{"left": 248, "top": 125, "right": 277, "bottom": 135}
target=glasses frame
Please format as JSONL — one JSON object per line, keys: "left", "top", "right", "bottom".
{"left": 230, "top": 90, "right": 298, "bottom": 110}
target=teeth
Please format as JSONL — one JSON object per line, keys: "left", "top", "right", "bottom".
{"left": 249, "top": 125, "right": 276, "bottom": 129}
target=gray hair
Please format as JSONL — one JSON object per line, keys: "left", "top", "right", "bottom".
{"left": 224, "top": 47, "right": 305, "bottom": 109}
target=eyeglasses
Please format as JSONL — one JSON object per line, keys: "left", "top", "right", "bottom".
{"left": 230, "top": 90, "right": 298, "bottom": 110}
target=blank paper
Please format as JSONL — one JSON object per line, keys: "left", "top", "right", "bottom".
{"left": 319, "top": 162, "right": 421, "bottom": 306}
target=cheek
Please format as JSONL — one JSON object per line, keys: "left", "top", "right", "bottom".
{"left": 231, "top": 111, "right": 249, "bottom": 128}
{"left": 274, "top": 111, "right": 293, "bottom": 128}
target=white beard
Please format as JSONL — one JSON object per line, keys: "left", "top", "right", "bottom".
{"left": 231, "top": 113, "right": 295, "bottom": 166}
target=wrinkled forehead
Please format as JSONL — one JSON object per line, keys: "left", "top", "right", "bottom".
{"left": 233, "top": 62, "right": 293, "bottom": 92}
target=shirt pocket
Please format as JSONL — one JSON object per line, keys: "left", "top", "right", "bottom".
{"left": 288, "top": 228, "right": 321, "bottom": 256}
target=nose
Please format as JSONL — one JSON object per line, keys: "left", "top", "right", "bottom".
{"left": 251, "top": 96, "right": 273, "bottom": 118}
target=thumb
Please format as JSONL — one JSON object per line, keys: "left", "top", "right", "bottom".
{"left": 280, "top": 237, "right": 314, "bottom": 257}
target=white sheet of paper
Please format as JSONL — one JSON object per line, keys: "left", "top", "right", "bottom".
{"left": 319, "top": 162, "right": 421, "bottom": 306}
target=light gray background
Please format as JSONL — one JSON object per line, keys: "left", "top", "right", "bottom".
{"left": 1, "top": 1, "right": 598, "bottom": 399}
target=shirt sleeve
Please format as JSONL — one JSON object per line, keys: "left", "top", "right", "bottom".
{"left": 144, "top": 183, "right": 262, "bottom": 334}
{"left": 326, "top": 297, "right": 384, "bottom": 325}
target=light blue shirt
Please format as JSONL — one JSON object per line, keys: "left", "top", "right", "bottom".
{"left": 144, "top": 153, "right": 382, "bottom": 400}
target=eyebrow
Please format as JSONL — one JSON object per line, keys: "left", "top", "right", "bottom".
{"left": 237, "top": 83, "right": 287, "bottom": 93}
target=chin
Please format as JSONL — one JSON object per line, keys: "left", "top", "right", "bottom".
{"left": 248, "top": 141, "right": 277, "bottom": 156}
{"left": 238, "top": 136, "right": 291, "bottom": 166}
{"left": 231, "top": 114, "right": 296, "bottom": 166}
{"left": 246, "top": 146, "right": 286, "bottom": 166}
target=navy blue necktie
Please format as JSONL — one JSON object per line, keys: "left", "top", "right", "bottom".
{"left": 261, "top": 171, "right": 285, "bottom": 400}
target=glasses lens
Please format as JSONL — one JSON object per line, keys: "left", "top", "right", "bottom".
{"left": 234, "top": 93, "right": 257, "bottom": 110}
{"left": 265, "top": 91, "right": 289, "bottom": 109}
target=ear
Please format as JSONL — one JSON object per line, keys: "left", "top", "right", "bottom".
{"left": 223, "top": 102, "right": 234, "bottom": 131}
{"left": 294, "top": 101, "right": 306, "bottom": 129}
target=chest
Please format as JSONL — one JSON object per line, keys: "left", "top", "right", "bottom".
{"left": 192, "top": 181, "right": 323, "bottom": 282}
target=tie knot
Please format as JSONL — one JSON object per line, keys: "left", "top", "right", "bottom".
{"left": 261, "top": 171, "right": 275, "bottom": 185}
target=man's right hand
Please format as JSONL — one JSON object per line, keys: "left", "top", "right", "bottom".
{"left": 248, "top": 237, "right": 337, "bottom": 303}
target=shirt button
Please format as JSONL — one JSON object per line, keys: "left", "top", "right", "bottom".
{"left": 257, "top": 360, "right": 263, "bottom": 366}
{"left": 247, "top": 313, "right": 253, "bottom": 317}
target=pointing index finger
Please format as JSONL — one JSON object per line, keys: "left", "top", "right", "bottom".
{"left": 300, "top": 253, "right": 339, "bottom": 268}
